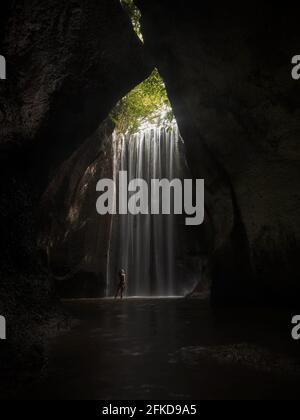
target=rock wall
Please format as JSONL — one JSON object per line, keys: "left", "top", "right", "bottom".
{"left": 0, "top": 0, "right": 151, "bottom": 384}
{"left": 0, "top": 0, "right": 150, "bottom": 284}
{"left": 136, "top": 1, "right": 300, "bottom": 305}
{"left": 39, "top": 119, "right": 114, "bottom": 298}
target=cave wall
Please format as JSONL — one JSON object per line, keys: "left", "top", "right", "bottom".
{"left": 136, "top": 1, "right": 300, "bottom": 304}
{"left": 39, "top": 119, "right": 114, "bottom": 298}
{"left": 0, "top": 0, "right": 151, "bottom": 376}
{"left": 1, "top": 0, "right": 150, "bottom": 184}
{"left": 0, "top": 0, "right": 150, "bottom": 277}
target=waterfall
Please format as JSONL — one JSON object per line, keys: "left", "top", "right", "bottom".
{"left": 106, "top": 124, "right": 188, "bottom": 297}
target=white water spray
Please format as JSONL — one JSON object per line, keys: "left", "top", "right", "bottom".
{"left": 106, "top": 124, "right": 188, "bottom": 297}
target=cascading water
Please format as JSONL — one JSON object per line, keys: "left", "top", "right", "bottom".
{"left": 106, "top": 124, "right": 192, "bottom": 297}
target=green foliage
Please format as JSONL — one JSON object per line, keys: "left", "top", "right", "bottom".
{"left": 120, "top": 0, "right": 143, "bottom": 41}
{"left": 114, "top": 2, "right": 174, "bottom": 134}
{"left": 111, "top": 68, "right": 174, "bottom": 135}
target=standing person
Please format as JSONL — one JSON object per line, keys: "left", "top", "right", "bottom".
{"left": 115, "top": 269, "right": 127, "bottom": 299}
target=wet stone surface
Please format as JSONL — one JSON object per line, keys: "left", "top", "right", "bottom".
{"left": 19, "top": 298, "right": 300, "bottom": 400}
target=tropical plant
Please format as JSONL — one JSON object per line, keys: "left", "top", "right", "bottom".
{"left": 120, "top": 0, "right": 143, "bottom": 41}
{"left": 111, "top": 68, "right": 174, "bottom": 134}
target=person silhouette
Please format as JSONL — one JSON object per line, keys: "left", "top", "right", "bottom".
{"left": 115, "top": 269, "right": 127, "bottom": 299}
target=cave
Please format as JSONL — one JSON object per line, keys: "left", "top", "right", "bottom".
{"left": 38, "top": 66, "right": 204, "bottom": 299}
{"left": 0, "top": 0, "right": 300, "bottom": 401}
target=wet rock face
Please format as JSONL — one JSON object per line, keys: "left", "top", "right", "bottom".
{"left": 1, "top": 0, "right": 150, "bottom": 178}
{"left": 0, "top": 0, "right": 150, "bottom": 274}
{"left": 39, "top": 119, "right": 114, "bottom": 298}
{"left": 136, "top": 1, "right": 300, "bottom": 304}
{"left": 0, "top": 0, "right": 151, "bottom": 369}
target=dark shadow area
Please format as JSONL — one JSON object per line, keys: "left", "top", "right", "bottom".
{"left": 0, "top": 0, "right": 299, "bottom": 400}
{"left": 15, "top": 299, "right": 300, "bottom": 400}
